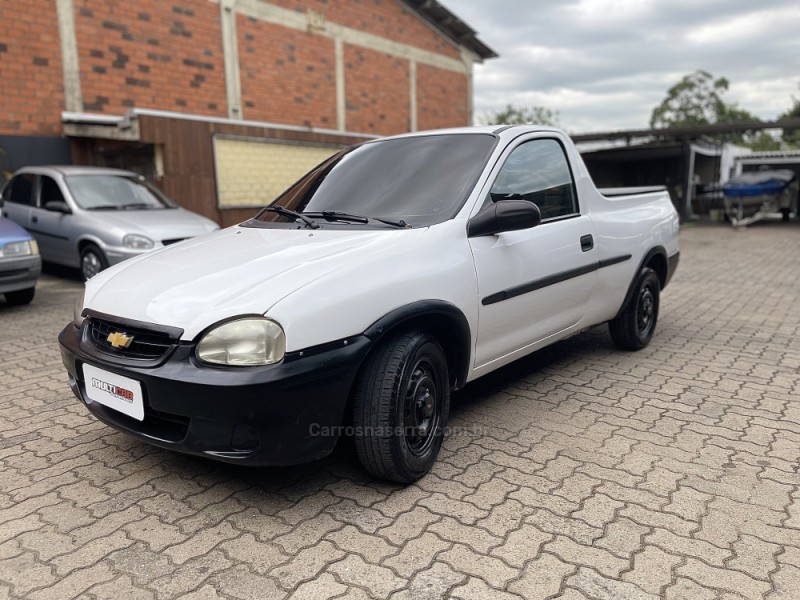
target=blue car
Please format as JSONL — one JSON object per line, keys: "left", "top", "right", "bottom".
{"left": 0, "top": 215, "right": 41, "bottom": 305}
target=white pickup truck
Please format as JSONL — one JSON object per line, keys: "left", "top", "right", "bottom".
{"left": 59, "top": 125, "right": 680, "bottom": 483}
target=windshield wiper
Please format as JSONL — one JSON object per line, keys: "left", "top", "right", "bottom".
{"left": 262, "top": 206, "right": 319, "bottom": 229}
{"left": 302, "top": 211, "right": 369, "bottom": 224}
{"left": 303, "top": 211, "right": 409, "bottom": 228}
{"left": 86, "top": 205, "right": 122, "bottom": 210}
{"left": 371, "top": 216, "right": 409, "bottom": 228}
{"left": 120, "top": 203, "right": 157, "bottom": 210}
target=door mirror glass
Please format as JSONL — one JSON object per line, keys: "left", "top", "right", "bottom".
{"left": 468, "top": 199, "right": 541, "bottom": 237}
{"left": 44, "top": 200, "right": 72, "bottom": 214}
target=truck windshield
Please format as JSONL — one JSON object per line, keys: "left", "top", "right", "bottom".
{"left": 252, "top": 133, "right": 497, "bottom": 228}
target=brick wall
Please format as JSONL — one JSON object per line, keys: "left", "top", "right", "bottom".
{"left": 268, "top": 0, "right": 461, "bottom": 59}
{"left": 417, "top": 63, "right": 469, "bottom": 131}
{"left": 74, "top": 0, "right": 227, "bottom": 116}
{"left": 0, "top": 0, "right": 65, "bottom": 135}
{"left": 345, "top": 45, "right": 410, "bottom": 135}
{"left": 237, "top": 16, "right": 337, "bottom": 128}
{"left": 0, "top": 0, "right": 473, "bottom": 138}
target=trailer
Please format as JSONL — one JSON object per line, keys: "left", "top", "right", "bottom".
{"left": 725, "top": 151, "right": 800, "bottom": 226}
{"left": 722, "top": 169, "right": 796, "bottom": 227}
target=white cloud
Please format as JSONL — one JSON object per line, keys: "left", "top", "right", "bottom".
{"left": 685, "top": 7, "right": 799, "bottom": 46}
{"left": 441, "top": 0, "right": 800, "bottom": 131}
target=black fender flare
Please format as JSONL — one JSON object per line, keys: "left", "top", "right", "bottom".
{"left": 614, "top": 246, "right": 668, "bottom": 319}
{"left": 363, "top": 300, "right": 472, "bottom": 389}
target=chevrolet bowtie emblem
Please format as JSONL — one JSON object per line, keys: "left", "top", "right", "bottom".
{"left": 107, "top": 331, "right": 134, "bottom": 349}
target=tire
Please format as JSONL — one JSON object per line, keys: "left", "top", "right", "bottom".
{"left": 4, "top": 287, "right": 35, "bottom": 306}
{"left": 609, "top": 267, "right": 660, "bottom": 351}
{"left": 80, "top": 244, "right": 108, "bottom": 281}
{"left": 353, "top": 330, "right": 450, "bottom": 483}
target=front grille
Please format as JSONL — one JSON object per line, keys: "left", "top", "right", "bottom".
{"left": 162, "top": 238, "right": 187, "bottom": 246}
{"left": 0, "top": 268, "right": 28, "bottom": 279}
{"left": 87, "top": 317, "right": 177, "bottom": 360}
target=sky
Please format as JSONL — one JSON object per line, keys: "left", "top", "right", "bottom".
{"left": 440, "top": 0, "right": 800, "bottom": 133}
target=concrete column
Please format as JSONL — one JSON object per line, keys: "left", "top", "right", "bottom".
{"left": 221, "top": 0, "right": 243, "bottom": 119}
{"left": 55, "top": 0, "right": 82, "bottom": 112}
{"left": 461, "top": 49, "right": 478, "bottom": 126}
{"left": 409, "top": 60, "right": 417, "bottom": 132}
{"left": 335, "top": 37, "right": 346, "bottom": 132}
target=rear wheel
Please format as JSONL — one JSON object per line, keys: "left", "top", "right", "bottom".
{"left": 353, "top": 330, "right": 449, "bottom": 483}
{"left": 4, "top": 287, "right": 35, "bottom": 306}
{"left": 80, "top": 244, "right": 108, "bottom": 281}
{"left": 609, "top": 267, "right": 660, "bottom": 350}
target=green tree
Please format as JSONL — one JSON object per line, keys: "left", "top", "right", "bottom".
{"left": 649, "top": 70, "right": 783, "bottom": 148}
{"left": 778, "top": 88, "right": 800, "bottom": 148}
{"left": 650, "top": 70, "right": 731, "bottom": 128}
{"left": 479, "top": 104, "right": 560, "bottom": 127}
{"left": 746, "top": 131, "right": 782, "bottom": 152}
{"left": 649, "top": 70, "right": 759, "bottom": 129}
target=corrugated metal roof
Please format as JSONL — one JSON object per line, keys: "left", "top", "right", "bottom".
{"left": 403, "top": 0, "right": 498, "bottom": 60}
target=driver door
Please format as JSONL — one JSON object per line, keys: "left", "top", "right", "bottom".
{"left": 30, "top": 175, "right": 74, "bottom": 260}
{"left": 470, "top": 136, "right": 597, "bottom": 373}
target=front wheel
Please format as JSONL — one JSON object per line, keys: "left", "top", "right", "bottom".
{"left": 353, "top": 330, "right": 450, "bottom": 483}
{"left": 609, "top": 267, "right": 660, "bottom": 351}
{"left": 80, "top": 244, "right": 108, "bottom": 281}
{"left": 4, "top": 287, "right": 35, "bottom": 306}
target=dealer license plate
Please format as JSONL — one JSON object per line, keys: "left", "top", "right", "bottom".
{"left": 83, "top": 364, "right": 144, "bottom": 421}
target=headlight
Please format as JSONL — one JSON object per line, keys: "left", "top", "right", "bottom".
{"left": 73, "top": 289, "right": 86, "bottom": 327}
{"left": 123, "top": 234, "right": 154, "bottom": 250}
{"left": 196, "top": 318, "right": 286, "bottom": 366}
{"left": 0, "top": 240, "right": 36, "bottom": 257}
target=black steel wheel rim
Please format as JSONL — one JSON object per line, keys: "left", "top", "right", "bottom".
{"left": 403, "top": 358, "right": 442, "bottom": 456}
{"left": 637, "top": 284, "right": 655, "bottom": 336}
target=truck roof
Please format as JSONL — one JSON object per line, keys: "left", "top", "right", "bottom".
{"left": 365, "top": 124, "right": 564, "bottom": 144}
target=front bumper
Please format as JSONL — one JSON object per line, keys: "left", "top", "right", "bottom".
{"left": 58, "top": 321, "right": 371, "bottom": 466}
{"left": 0, "top": 254, "right": 41, "bottom": 294}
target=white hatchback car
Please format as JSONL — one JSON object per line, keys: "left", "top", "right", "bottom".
{"left": 1, "top": 166, "right": 219, "bottom": 280}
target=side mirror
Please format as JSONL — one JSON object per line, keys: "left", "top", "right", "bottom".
{"left": 467, "top": 199, "right": 541, "bottom": 237}
{"left": 44, "top": 200, "right": 72, "bottom": 214}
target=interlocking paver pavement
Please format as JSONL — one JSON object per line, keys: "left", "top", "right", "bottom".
{"left": 1, "top": 222, "right": 799, "bottom": 599}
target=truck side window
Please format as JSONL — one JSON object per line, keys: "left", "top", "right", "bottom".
{"left": 39, "top": 176, "right": 66, "bottom": 207}
{"left": 490, "top": 139, "right": 578, "bottom": 220}
{"left": 7, "top": 174, "right": 35, "bottom": 206}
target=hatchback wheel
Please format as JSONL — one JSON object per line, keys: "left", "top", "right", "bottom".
{"left": 4, "top": 287, "right": 35, "bottom": 306}
{"left": 80, "top": 244, "right": 108, "bottom": 281}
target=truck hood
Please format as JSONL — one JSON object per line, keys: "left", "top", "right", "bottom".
{"left": 84, "top": 225, "right": 417, "bottom": 340}
{"left": 86, "top": 207, "right": 218, "bottom": 242}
